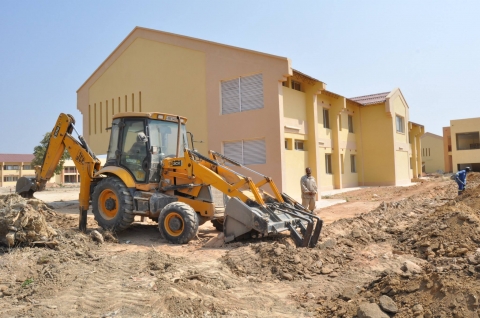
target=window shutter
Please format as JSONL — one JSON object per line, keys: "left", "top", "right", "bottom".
{"left": 240, "top": 74, "right": 263, "bottom": 111}
{"left": 221, "top": 79, "right": 240, "bottom": 114}
{"left": 243, "top": 139, "right": 266, "bottom": 165}
{"left": 223, "top": 141, "right": 243, "bottom": 164}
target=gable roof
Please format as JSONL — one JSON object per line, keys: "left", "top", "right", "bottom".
{"left": 421, "top": 132, "right": 443, "bottom": 140}
{"left": 349, "top": 92, "right": 390, "bottom": 106}
{"left": 0, "top": 154, "right": 34, "bottom": 163}
{"left": 78, "top": 26, "right": 289, "bottom": 92}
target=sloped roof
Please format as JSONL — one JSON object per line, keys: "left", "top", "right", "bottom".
{"left": 349, "top": 92, "right": 390, "bottom": 106}
{"left": 421, "top": 132, "right": 443, "bottom": 140}
{"left": 0, "top": 154, "right": 34, "bottom": 163}
{"left": 78, "top": 26, "right": 290, "bottom": 92}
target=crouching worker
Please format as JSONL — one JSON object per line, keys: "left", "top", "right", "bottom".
{"left": 455, "top": 167, "right": 471, "bottom": 195}
{"left": 301, "top": 167, "right": 317, "bottom": 212}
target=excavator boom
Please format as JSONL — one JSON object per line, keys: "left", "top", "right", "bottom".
{"left": 16, "top": 113, "right": 101, "bottom": 231}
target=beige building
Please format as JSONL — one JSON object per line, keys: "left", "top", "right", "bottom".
{"left": 51, "top": 158, "right": 107, "bottom": 184}
{"left": 443, "top": 117, "right": 480, "bottom": 173}
{"left": 0, "top": 154, "right": 35, "bottom": 187}
{"left": 77, "top": 27, "right": 423, "bottom": 199}
{"left": 420, "top": 132, "right": 445, "bottom": 173}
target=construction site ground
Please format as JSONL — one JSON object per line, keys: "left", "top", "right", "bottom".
{"left": 0, "top": 174, "right": 480, "bottom": 317}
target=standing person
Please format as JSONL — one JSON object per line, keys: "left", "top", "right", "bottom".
{"left": 455, "top": 167, "right": 471, "bottom": 195}
{"left": 301, "top": 167, "right": 317, "bottom": 212}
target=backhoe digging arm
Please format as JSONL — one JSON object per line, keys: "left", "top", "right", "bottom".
{"left": 16, "top": 113, "right": 101, "bottom": 231}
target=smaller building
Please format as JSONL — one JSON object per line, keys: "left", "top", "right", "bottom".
{"left": 51, "top": 158, "right": 106, "bottom": 184}
{"left": 443, "top": 117, "right": 480, "bottom": 173}
{"left": 420, "top": 132, "right": 445, "bottom": 174}
{"left": 0, "top": 155, "right": 107, "bottom": 187}
{"left": 0, "top": 154, "right": 35, "bottom": 187}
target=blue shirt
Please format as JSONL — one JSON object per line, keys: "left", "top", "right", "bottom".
{"left": 456, "top": 170, "right": 467, "bottom": 184}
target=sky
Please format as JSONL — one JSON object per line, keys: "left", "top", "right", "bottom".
{"left": 1, "top": 1, "right": 479, "bottom": 154}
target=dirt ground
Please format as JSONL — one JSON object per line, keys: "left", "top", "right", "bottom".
{"left": 0, "top": 175, "right": 479, "bottom": 317}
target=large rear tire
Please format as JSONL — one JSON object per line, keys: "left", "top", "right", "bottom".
{"left": 92, "top": 177, "right": 134, "bottom": 231}
{"left": 158, "top": 202, "right": 199, "bottom": 244}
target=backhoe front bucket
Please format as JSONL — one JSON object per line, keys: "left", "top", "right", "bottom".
{"left": 223, "top": 197, "right": 323, "bottom": 248}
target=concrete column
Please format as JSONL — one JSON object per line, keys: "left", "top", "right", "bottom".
{"left": 330, "top": 97, "right": 346, "bottom": 189}
{"left": 415, "top": 134, "right": 422, "bottom": 177}
{"left": 410, "top": 136, "right": 418, "bottom": 178}
{"left": 0, "top": 163, "right": 3, "bottom": 187}
{"left": 304, "top": 83, "right": 324, "bottom": 197}
{"left": 19, "top": 162, "right": 23, "bottom": 178}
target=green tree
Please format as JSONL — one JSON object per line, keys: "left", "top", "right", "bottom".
{"left": 32, "top": 132, "right": 71, "bottom": 175}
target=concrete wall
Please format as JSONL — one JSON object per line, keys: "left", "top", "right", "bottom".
{"left": 358, "top": 103, "right": 395, "bottom": 186}
{"left": 421, "top": 133, "right": 445, "bottom": 173}
{"left": 443, "top": 126, "right": 453, "bottom": 173}
{"left": 392, "top": 93, "right": 411, "bottom": 185}
{"left": 78, "top": 27, "right": 290, "bottom": 191}
{"left": 87, "top": 38, "right": 208, "bottom": 155}
{"left": 449, "top": 117, "right": 480, "bottom": 172}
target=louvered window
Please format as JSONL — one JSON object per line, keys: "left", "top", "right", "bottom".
{"left": 223, "top": 138, "right": 266, "bottom": 165}
{"left": 221, "top": 74, "right": 264, "bottom": 114}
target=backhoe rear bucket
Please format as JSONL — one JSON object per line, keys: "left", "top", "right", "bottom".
{"left": 16, "top": 177, "right": 37, "bottom": 198}
{"left": 223, "top": 197, "right": 323, "bottom": 248}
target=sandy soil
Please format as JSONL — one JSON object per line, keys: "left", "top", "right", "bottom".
{"left": 0, "top": 174, "right": 479, "bottom": 317}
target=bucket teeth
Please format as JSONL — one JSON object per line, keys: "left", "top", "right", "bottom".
{"left": 223, "top": 197, "right": 323, "bottom": 248}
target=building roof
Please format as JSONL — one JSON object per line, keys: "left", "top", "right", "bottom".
{"left": 0, "top": 154, "right": 34, "bottom": 163}
{"left": 349, "top": 92, "right": 390, "bottom": 106}
{"left": 292, "top": 69, "right": 321, "bottom": 83}
{"left": 78, "top": 26, "right": 290, "bottom": 92}
{"left": 421, "top": 132, "right": 443, "bottom": 140}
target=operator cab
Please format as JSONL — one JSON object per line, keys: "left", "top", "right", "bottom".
{"left": 105, "top": 112, "right": 188, "bottom": 184}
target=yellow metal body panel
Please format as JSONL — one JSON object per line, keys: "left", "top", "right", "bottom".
{"left": 96, "top": 166, "right": 136, "bottom": 188}
{"left": 176, "top": 196, "right": 215, "bottom": 217}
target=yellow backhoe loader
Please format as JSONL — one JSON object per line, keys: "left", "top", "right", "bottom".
{"left": 16, "top": 112, "right": 323, "bottom": 247}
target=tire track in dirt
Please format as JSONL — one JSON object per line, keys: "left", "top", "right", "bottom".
{"left": 36, "top": 252, "right": 154, "bottom": 317}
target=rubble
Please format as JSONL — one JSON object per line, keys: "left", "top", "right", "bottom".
{"left": 0, "top": 194, "right": 57, "bottom": 247}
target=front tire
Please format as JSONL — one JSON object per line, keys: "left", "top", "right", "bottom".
{"left": 92, "top": 177, "right": 134, "bottom": 231}
{"left": 211, "top": 218, "right": 224, "bottom": 232}
{"left": 158, "top": 202, "right": 199, "bottom": 244}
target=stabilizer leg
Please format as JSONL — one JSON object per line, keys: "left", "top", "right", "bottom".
{"left": 79, "top": 208, "right": 88, "bottom": 232}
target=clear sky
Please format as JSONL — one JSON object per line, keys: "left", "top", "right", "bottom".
{"left": 1, "top": 1, "right": 479, "bottom": 153}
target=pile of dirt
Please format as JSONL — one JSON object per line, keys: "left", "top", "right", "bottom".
{"left": 0, "top": 194, "right": 58, "bottom": 247}
{"left": 312, "top": 180, "right": 480, "bottom": 317}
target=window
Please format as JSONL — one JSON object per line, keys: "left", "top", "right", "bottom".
{"left": 323, "top": 108, "right": 330, "bottom": 129}
{"left": 348, "top": 115, "right": 354, "bottom": 133}
{"left": 325, "top": 154, "right": 332, "bottom": 174}
{"left": 351, "top": 155, "right": 357, "bottom": 173}
{"left": 224, "top": 139, "right": 266, "bottom": 165}
{"left": 396, "top": 115, "right": 405, "bottom": 133}
{"left": 64, "top": 175, "right": 77, "bottom": 183}
{"left": 23, "top": 165, "right": 32, "bottom": 170}
{"left": 64, "top": 167, "right": 76, "bottom": 173}
{"left": 4, "top": 165, "right": 19, "bottom": 170}
{"left": 294, "top": 140, "right": 305, "bottom": 151}
{"left": 456, "top": 132, "right": 480, "bottom": 150}
{"left": 291, "top": 80, "right": 301, "bottom": 91}
{"left": 285, "top": 138, "right": 292, "bottom": 150}
{"left": 3, "top": 176, "right": 18, "bottom": 182}
{"left": 221, "top": 74, "right": 264, "bottom": 114}
{"left": 282, "top": 81, "right": 288, "bottom": 87}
